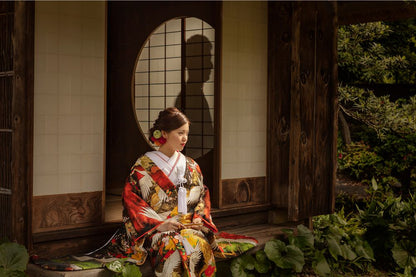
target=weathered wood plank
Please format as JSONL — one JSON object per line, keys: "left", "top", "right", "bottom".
{"left": 315, "top": 2, "right": 337, "bottom": 215}
{"left": 297, "top": 2, "right": 317, "bottom": 220}
{"left": 11, "top": 0, "right": 34, "bottom": 247}
{"left": 288, "top": 2, "right": 301, "bottom": 221}
{"left": 221, "top": 177, "right": 266, "bottom": 207}
{"left": 268, "top": 1, "right": 292, "bottom": 209}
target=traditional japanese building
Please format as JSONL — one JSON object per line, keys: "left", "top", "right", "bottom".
{"left": 1, "top": 0, "right": 415, "bottom": 265}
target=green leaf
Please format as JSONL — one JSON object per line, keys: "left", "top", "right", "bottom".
{"left": 285, "top": 245, "right": 305, "bottom": 273}
{"left": 340, "top": 244, "right": 357, "bottom": 260}
{"left": 264, "top": 239, "right": 287, "bottom": 265}
{"left": 122, "top": 263, "right": 142, "bottom": 277}
{"left": 1, "top": 270, "right": 26, "bottom": 277}
{"left": 240, "top": 254, "right": 256, "bottom": 271}
{"left": 392, "top": 242, "right": 416, "bottom": 269}
{"left": 254, "top": 259, "right": 271, "bottom": 274}
{"left": 351, "top": 238, "right": 374, "bottom": 261}
{"left": 230, "top": 257, "right": 255, "bottom": 277}
{"left": 327, "top": 236, "right": 342, "bottom": 260}
{"left": 255, "top": 250, "right": 268, "bottom": 264}
{"left": 264, "top": 239, "right": 305, "bottom": 273}
{"left": 293, "top": 225, "right": 314, "bottom": 250}
{"left": 312, "top": 250, "right": 331, "bottom": 277}
{"left": 0, "top": 242, "right": 29, "bottom": 273}
{"left": 371, "top": 177, "right": 378, "bottom": 191}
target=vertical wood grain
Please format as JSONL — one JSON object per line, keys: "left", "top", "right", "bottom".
{"left": 268, "top": 2, "right": 292, "bottom": 208}
{"left": 12, "top": 1, "right": 34, "bottom": 247}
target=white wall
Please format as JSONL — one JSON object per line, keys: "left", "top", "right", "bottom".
{"left": 221, "top": 1, "right": 268, "bottom": 179}
{"left": 33, "top": 1, "right": 106, "bottom": 195}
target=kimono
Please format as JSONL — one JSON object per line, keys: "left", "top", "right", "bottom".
{"left": 93, "top": 151, "right": 257, "bottom": 277}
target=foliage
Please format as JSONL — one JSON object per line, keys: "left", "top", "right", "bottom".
{"left": 358, "top": 182, "right": 416, "bottom": 275}
{"left": 382, "top": 18, "right": 416, "bottom": 84}
{"left": 105, "top": 259, "right": 142, "bottom": 277}
{"left": 231, "top": 220, "right": 374, "bottom": 277}
{"left": 339, "top": 85, "right": 416, "bottom": 137}
{"left": 0, "top": 241, "right": 29, "bottom": 277}
{"left": 338, "top": 22, "right": 408, "bottom": 84}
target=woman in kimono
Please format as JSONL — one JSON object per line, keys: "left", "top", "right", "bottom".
{"left": 95, "top": 107, "right": 257, "bottom": 276}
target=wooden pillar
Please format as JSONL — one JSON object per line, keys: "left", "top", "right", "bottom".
{"left": 11, "top": 1, "right": 34, "bottom": 247}
{"left": 268, "top": 2, "right": 338, "bottom": 222}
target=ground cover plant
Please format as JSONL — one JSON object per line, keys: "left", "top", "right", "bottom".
{"left": 0, "top": 241, "right": 29, "bottom": 277}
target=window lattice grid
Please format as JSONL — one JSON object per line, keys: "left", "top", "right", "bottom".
{"left": 134, "top": 17, "right": 215, "bottom": 159}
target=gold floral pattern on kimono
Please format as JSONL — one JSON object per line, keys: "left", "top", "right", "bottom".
{"left": 95, "top": 154, "right": 257, "bottom": 277}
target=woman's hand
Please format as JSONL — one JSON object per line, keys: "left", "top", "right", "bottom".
{"left": 156, "top": 218, "right": 185, "bottom": 232}
{"left": 188, "top": 217, "right": 203, "bottom": 230}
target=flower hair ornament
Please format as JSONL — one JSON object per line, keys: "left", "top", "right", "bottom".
{"left": 150, "top": 129, "right": 166, "bottom": 146}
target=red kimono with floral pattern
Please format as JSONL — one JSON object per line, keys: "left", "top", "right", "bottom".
{"left": 96, "top": 155, "right": 257, "bottom": 277}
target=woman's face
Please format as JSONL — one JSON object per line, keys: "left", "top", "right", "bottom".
{"left": 162, "top": 123, "right": 189, "bottom": 152}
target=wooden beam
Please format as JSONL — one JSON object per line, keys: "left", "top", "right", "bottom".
{"left": 297, "top": 1, "right": 317, "bottom": 220}
{"left": 315, "top": 2, "right": 338, "bottom": 215}
{"left": 268, "top": 1, "right": 292, "bottom": 210}
{"left": 288, "top": 2, "right": 302, "bottom": 221}
{"left": 339, "top": 1, "right": 416, "bottom": 25}
{"left": 12, "top": 0, "right": 34, "bottom": 248}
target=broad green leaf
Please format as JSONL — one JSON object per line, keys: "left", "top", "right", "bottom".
{"left": 264, "top": 239, "right": 304, "bottom": 273}
{"left": 254, "top": 259, "right": 270, "bottom": 274}
{"left": 122, "top": 263, "right": 142, "bottom": 277}
{"left": 340, "top": 244, "right": 357, "bottom": 261}
{"left": 284, "top": 245, "right": 305, "bottom": 273}
{"left": 293, "top": 225, "right": 314, "bottom": 250}
{"left": 264, "top": 239, "right": 287, "bottom": 266}
{"left": 255, "top": 250, "right": 268, "bottom": 264}
{"left": 392, "top": 243, "right": 416, "bottom": 269}
{"left": 239, "top": 254, "right": 255, "bottom": 270}
{"left": 0, "top": 242, "right": 29, "bottom": 272}
{"left": 312, "top": 251, "right": 331, "bottom": 277}
{"left": 230, "top": 257, "right": 255, "bottom": 277}
{"left": 327, "top": 236, "right": 342, "bottom": 260}
{"left": 351, "top": 238, "right": 374, "bottom": 261}
{"left": 1, "top": 270, "right": 26, "bottom": 277}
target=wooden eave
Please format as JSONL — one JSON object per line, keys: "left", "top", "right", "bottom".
{"left": 338, "top": 1, "right": 416, "bottom": 25}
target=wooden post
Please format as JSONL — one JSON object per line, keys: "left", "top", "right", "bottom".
{"left": 269, "top": 2, "right": 337, "bottom": 222}
{"left": 11, "top": 1, "right": 34, "bottom": 247}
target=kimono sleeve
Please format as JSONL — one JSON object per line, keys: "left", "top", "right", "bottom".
{"left": 122, "top": 165, "right": 163, "bottom": 240}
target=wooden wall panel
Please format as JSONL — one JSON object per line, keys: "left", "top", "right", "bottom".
{"left": 33, "top": 192, "right": 102, "bottom": 233}
{"left": 297, "top": 2, "right": 317, "bottom": 220}
{"left": 315, "top": 2, "right": 337, "bottom": 215}
{"left": 269, "top": 2, "right": 337, "bottom": 221}
{"left": 268, "top": 2, "right": 292, "bottom": 208}
{"left": 221, "top": 177, "right": 266, "bottom": 207}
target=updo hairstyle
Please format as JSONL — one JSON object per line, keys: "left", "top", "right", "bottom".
{"left": 149, "top": 107, "right": 190, "bottom": 141}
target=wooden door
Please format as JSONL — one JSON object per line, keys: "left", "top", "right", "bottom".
{"left": 269, "top": 2, "right": 338, "bottom": 221}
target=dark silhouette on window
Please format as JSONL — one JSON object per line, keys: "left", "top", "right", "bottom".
{"left": 176, "top": 34, "right": 214, "bottom": 190}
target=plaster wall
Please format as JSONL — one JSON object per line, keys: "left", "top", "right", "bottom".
{"left": 221, "top": 2, "right": 268, "bottom": 179}
{"left": 33, "top": 1, "right": 105, "bottom": 195}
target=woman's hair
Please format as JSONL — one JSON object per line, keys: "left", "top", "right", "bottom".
{"left": 149, "top": 107, "right": 190, "bottom": 140}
